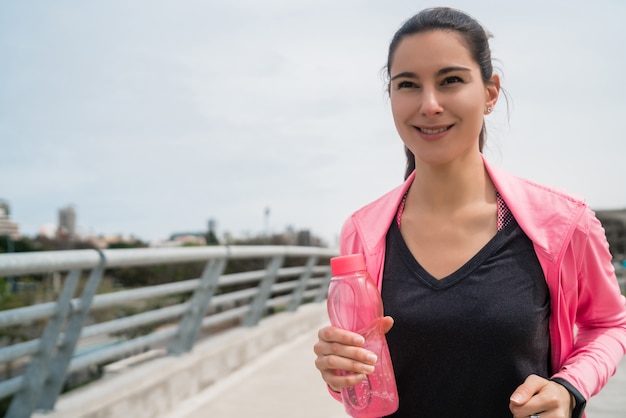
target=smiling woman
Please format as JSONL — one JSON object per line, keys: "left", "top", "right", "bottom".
{"left": 387, "top": 30, "right": 498, "bottom": 171}
{"left": 313, "top": 7, "right": 626, "bottom": 418}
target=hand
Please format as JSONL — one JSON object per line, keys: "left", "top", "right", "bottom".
{"left": 313, "top": 316, "right": 394, "bottom": 392}
{"left": 509, "top": 374, "right": 574, "bottom": 418}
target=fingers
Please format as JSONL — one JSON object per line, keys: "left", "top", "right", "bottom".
{"left": 313, "top": 325, "right": 379, "bottom": 392}
{"left": 381, "top": 316, "right": 395, "bottom": 334}
{"left": 509, "top": 375, "right": 573, "bottom": 418}
{"left": 510, "top": 374, "right": 545, "bottom": 406}
{"left": 317, "top": 325, "right": 365, "bottom": 347}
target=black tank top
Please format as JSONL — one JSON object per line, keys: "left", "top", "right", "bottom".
{"left": 381, "top": 216, "right": 550, "bottom": 417}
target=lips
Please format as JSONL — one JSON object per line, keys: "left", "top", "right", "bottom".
{"left": 416, "top": 124, "right": 453, "bottom": 134}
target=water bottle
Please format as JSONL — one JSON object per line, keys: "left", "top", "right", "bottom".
{"left": 327, "top": 254, "right": 399, "bottom": 418}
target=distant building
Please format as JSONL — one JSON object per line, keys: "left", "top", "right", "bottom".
{"left": 208, "top": 219, "right": 216, "bottom": 235}
{"left": 206, "top": 218, "right": 219, "bottom": 244}
{"left": 0, "top": 199, "right": 20, "bottom": 239}
{"left": 172, "top": 234, "right": 206, "bottom": 246}
{"left": 38, "top": 223, "right": 57, "bottom": 238}
{"left": 150, "top": 232, "right": 206, "bottom": 247}
{"left": 58, "top": 205, "right": 77, "bottom": 240}
{"left": 595, "top": 208, "right": 626, "bottom": 259}
{"left": 95, "top": 234, "right": 146, "bottom": 249}
{"left": 283, "top": 225, "right": 297, "bottom": 245}
{"left": 296, "top": 229, "right": 312, "bottom": 246}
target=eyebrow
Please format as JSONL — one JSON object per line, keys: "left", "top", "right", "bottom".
{"left": 390, "top": 66, "right": 472, "bottom": 81}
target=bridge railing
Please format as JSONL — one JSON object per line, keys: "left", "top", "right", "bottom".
{"left": 0, "top": 245, "right": 338, "bottom": 418}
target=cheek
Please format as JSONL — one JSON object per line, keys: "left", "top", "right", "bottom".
{"left": 460, "top": 87, "right": 488, "bottom": 113}
{"left": 390, "top": 95, "right": 413, "bottom": 121}
{"left": 452, "top": 92, "right": 487, "bottom": 127}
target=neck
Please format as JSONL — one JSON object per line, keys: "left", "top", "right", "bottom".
{"left": 408, "top": 153, "right": 494, "bottom": 213}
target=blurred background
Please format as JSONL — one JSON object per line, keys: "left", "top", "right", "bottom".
{"left": 1, "top": 0, "right": 625, "bottom": 248}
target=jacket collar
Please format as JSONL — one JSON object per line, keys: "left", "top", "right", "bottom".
{"left": 349, "top": 171, "right": 414, "bottom": 258}
{"left": 350, "top": 155, "right": 586, "bottom": 264}
{"left": 484, "top": 156, "right": 585, "bottom": 263}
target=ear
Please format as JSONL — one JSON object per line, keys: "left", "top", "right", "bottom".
{"left": 485, "top": 74, "right": 500, "bottom": 113}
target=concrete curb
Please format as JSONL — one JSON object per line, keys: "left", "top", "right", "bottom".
{"left": 33, "top": 303, "right": 329, "bottom": 418}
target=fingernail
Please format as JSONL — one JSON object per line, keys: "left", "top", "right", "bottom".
{"left": 510, "top": 393, "right": 522, "bottom": 403}
{"left": 354, "top": 336, "right": 365, "bottom": 345}
{"left": 366, "top": 353, "right": 378, "bottom": 364}
{"left": 364, "top": 365, "right": 375, "bottom": 374}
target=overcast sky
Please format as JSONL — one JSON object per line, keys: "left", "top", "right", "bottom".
{"left": 1, "top": 0, "right": 625, "bottom": 246}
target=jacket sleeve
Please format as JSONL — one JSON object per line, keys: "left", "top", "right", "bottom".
{"left": 552, "top": 207, "right": 626, "bottom": 402}
{"left": 339, "top": 215, "right": 365, "bottom": 257}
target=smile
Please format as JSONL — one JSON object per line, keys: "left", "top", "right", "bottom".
{"left": 417, "top": 125, "right": 453, "bottom": 134}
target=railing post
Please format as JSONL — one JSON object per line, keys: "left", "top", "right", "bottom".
{"left": 243, "top": 255, "right": 284, "bottom": 327}
{"left": 314, "top": 269, "right": 332, "bottom": 303}
{"left": 6, "top": 269, "right": 81, "bottom": 418}
{"left": 287, "top": 255, "right": 318, "bottom": 312}
{"left": 36, "top": 250, "right": 106, "bottom": 412}
{"left": 168, "top": 257, "right": 227, "bottom": 355}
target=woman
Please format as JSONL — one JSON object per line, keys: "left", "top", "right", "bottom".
{"left": 313, "top": 7, "right": 626, "bottom": 418}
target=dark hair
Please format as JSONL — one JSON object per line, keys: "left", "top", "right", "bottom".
{"left": 385, "top": 8, "right": 496, "bottom": 179}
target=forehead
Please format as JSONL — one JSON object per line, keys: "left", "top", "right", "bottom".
{"left": 390, "top": 30, "right": 477, "bottom": 74}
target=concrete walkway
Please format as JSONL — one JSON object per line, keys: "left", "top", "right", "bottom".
{"left": 166, "top": 304, "right": 345, "bottom": 418}
{"left": 586, "top": 357, "right": 626, "bottom": 417}
{"left": 169, "top": 303, "right": 625, "bottom": 418}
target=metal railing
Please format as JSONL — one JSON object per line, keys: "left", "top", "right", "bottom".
{"left": 0, "top": 245, "right": 338, "bottom": 418}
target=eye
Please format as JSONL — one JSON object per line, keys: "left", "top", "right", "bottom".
{"left": 441, "top": 76, "right": 463, "bottom": 85}
{"left": 395, "top": 80, "right": 419, "bottom": 90}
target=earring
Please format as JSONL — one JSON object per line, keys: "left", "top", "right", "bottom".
{"left": 486, "top": 107, "right": 493, "bottom": 114}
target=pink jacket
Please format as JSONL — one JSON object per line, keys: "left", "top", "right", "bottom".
{"left": 338, "top": 157, "right": 626, "bottom": 403}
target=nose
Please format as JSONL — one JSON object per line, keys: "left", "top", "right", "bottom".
{"left": 419, "top": 88, "right": 443, "bottom": 118}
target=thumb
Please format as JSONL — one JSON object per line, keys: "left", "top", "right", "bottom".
{"left": 510, "top": 387, "right": 532, "bottom": 405}
{"left": 381, "top": 316, "right": 394, "bottom": 334}
{"left": 510, "top": 375, "right": 543, "bottom": 405}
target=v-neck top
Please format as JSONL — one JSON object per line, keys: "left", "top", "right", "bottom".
{"left": 381, "top": 213, "right": 550, "bottom": 417}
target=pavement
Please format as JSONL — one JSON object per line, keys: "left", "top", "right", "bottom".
{"left": 586, "top": 357, "right": 626, "bottom": 417}
{"left": 165, "top": 305, "right": 346, "bottom": 418}
{"left": 168, "top": 303, "right": 626, "bottom": 418}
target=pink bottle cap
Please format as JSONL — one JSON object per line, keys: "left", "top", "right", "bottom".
{"left": 330, "top": 254, "right": 366, "bottom": 276}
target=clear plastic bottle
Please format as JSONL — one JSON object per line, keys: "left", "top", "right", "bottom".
{"left": 327, "top": 254, "right": 399, "bottom": 418}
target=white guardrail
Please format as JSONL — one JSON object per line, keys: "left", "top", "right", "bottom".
{"left": 0, "top": 245, "right": 338, "bottom": 418}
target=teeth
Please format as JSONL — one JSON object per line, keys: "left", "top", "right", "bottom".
{"left": 420, "top": 126, "right": 448, "bottom": 134}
